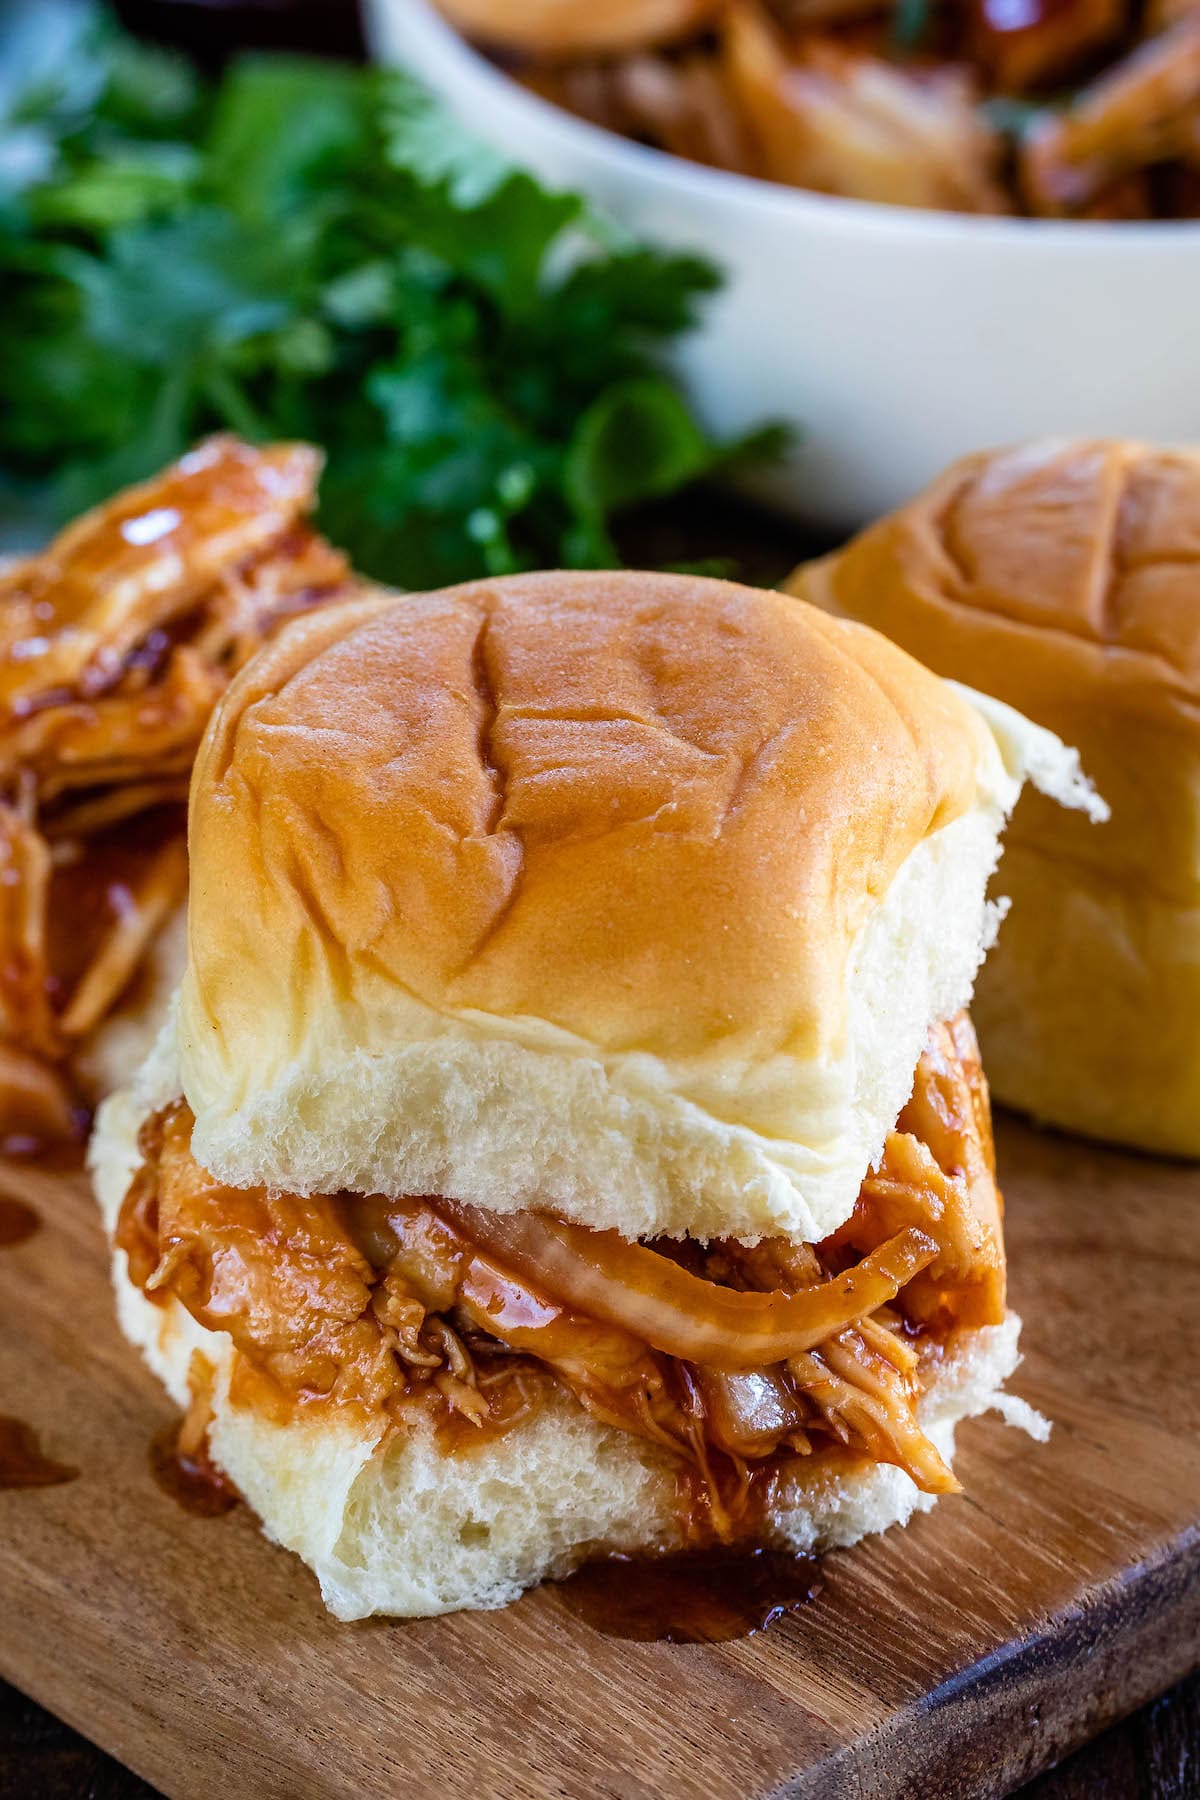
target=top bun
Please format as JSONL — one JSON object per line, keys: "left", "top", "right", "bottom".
{"left": 172, "top": 571, "right": 1077, "bottom": 1242}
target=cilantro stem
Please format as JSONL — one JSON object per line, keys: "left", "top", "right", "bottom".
{"left": 199, "top": 368, "right": 271, "bottom": 443}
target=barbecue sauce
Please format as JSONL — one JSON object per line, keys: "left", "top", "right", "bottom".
{"left": 555, "top": 1548, "right": 822, "bottom": 1643}
{"left": 0, "top": 1196, "right": 38, "bottom": 1247}
{"left": 150, "top": 1423, "right": 240, "bottom": 1517}
{"left": 0, "top": 1416, "right": 78, "bottom": 1489}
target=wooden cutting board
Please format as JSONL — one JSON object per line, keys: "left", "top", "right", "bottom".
{"left": 1, "top": 1118, "right": 1197, "bottom": 1800}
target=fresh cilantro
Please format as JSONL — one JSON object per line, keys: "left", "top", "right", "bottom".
{"left": 0, "top": 5, "right": 773, "bottom": 585}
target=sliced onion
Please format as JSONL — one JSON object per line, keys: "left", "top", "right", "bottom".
{"left": 691, "top": 1366, "right": 804, "bottom": 1458}
{"left": 433, "top": 1201, "right": 939, "bottom": 1372}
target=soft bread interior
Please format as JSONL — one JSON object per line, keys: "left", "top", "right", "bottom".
{"left": 93, "top": 1088, "right": 1036, "bottom": 1621}
{"left": 179, "top": 795, "right": 1008, "bottom": 1247}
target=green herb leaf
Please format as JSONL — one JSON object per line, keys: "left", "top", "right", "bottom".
{"left": 566, "top": 377, "right": 713, "bottom": 525}
{"left": 0, "top": 3, "right": 782, "bottom": 585}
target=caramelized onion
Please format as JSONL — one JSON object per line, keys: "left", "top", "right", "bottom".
{"left": 435, "top": 1201, "right": 939, "bottom": 1372}
{"left": 692, "top": 1367, "right": 804, "bottom": 1458}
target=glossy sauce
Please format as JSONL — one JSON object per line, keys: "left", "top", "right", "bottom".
{"left": 0, "top": 1416, "right": 79, "bottom": 1489}
{"left": 555, "top": 1548, "right": 822, "bottom": 1643}
{"left": 0, "top": 1196, "right": 38, "bottom": 1246}
{"left": 150, "top": 1423, "right": 240, "bottom": 1517}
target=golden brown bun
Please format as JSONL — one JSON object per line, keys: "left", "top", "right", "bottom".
{"left": 174, "top": 571, "right": 1075, "bottom": 1240}
{"left": 790, "top": 438, "right": 1196, "bottom": 1155}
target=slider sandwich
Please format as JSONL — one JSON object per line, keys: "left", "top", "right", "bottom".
{"left": 92, "top": 571, "right": 1096, "bottom": 1618}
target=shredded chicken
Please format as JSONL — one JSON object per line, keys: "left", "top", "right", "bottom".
{"left": 972, "top": 0, "right": 1126, "bottom": 94}
{"left": 117, "top": 1013, "right": 1005, "bottom": 1543}
{"left": 450, "top": 0, "right": 1200, "bottom": 217}
{"left": 1021, "top": 18, "right": 1200, "bottom": 215}
{"left": 0, "top": 438, "right": 360, "bottom": 1150}
{"left": 529, "top": 48, "right": 761, "bottom": 171}
{"left": 721, "top": 3, "right": 1009, "bottom": 210}
{"left": 1149, "top": 0, "right": 1200, "bottom": 31}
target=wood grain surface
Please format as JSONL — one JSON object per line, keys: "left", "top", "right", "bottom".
{"left": 0, "top": 1119, "right": 1197, "bottom": 1800}
{"left": 5, "top": 1668, "right": 1198, "bottom": 1800}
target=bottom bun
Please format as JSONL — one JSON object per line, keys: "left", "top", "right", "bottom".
{"left": 93, "top": 1090, "right": 1040, "bottom": 1621}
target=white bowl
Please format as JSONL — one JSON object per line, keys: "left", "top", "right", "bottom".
{"left": 367, "top": 0, "right": 1200, "bottom": 530}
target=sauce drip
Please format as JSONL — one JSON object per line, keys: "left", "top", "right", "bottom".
{"left": 0, "top": 1196, "right": 38, "bottom": 1247}
{"left": 555, "top": 1548, "right": 822, "bottom": 1643}
{"left": 0, "top": 1416, "right": 78, "bottom": 1489}
{"left": 150, "top": 1423, "right": 240, "bottom": 1517}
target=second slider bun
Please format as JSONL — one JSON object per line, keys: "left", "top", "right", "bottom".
{"left": 789, "top": 440, "right": 1195, "bottom": 1156}
{"left": 176, "top": 571, "right": 1089, "bottom": 1243}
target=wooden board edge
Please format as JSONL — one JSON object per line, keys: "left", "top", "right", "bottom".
{"left": 0, "top": 1655, "right": 171, "bottom": 1800}
{"left": 7, "top": 1525, "right": 1198, "bottom": 1800}
{"left": 788, "top": 1524, "right": 1200, "bottom": 1800}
